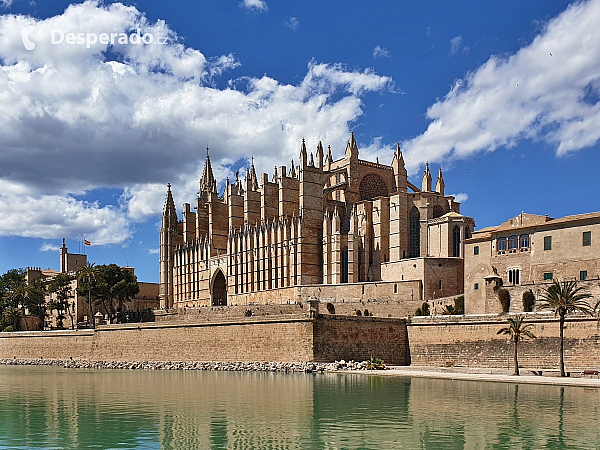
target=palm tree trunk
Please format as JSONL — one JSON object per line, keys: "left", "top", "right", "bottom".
{"left": 559, "top": 312, "right": 565, "bottom": 377}
{"left": 513, "top": 337, "right": 519, "bottom": 376}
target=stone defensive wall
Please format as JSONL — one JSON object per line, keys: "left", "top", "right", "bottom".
{"left": 0, "top": 315, "right": 409, "bottom": 365}
{"left": 407, "top": 313, "right": 600, "bottom": 372}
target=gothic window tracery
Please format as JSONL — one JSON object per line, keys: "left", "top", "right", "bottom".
{"left": 359, "top": 173, "right": 388, "bottom": 201}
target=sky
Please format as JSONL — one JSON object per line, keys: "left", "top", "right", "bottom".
{"left": 1, "top": 0, "right": 599, "bottom": 283}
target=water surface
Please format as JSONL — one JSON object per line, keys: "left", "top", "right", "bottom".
{"left": 1, "top": 365, "right": 599, "bottom": 449}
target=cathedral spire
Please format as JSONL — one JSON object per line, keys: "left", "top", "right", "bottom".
{"left": 290, "top": 159, "right": 296, "bottom": 178}
{"left": 200, "top": 147, "right": 217, "bottom": 194}
{"left": 162, "top": 183, "right": 177, "bottom": 225}
{"left": 435, "top": 166, "right": 445, "bottom": 196}
{"left": 300, "top": 138, "right": 307, "bottom": 167}
{"left": 246, "top": 156, "right": 258, "bottom": 190}
{"left": 316, "top": 141, "right": 324, "bottom": 169}
{"left": 345, "top": 132, "right": 358, "bottom": 160}
{"left": 422, "top": 162, "right": 432, "bottom": 192}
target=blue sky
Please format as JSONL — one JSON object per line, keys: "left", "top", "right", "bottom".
{"left": 0, "top": 0, "right": 599, "bottom": 283}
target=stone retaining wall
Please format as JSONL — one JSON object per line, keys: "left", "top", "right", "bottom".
{"left": 407, "top": 313, "right": 600, "bottom": 372}
{"left": 0, "top": 315, "right": 409, "bottom": 365}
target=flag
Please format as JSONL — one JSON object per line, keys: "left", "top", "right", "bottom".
{"left": 84, "top": 239, "right": 91, "bottom": 246}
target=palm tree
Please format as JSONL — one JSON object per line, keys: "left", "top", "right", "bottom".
{"left": 497, "top": 315, "right": 536, "bottom": 375}
{"left": 539, "top": 280, "right": 593, "bottom": 377}
{"left": 77, "top": 263, "right": 96, "bottom": 328}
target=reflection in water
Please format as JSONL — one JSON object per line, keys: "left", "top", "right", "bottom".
{"left": 0, "top": 366, "right": 599, "bottom": 449}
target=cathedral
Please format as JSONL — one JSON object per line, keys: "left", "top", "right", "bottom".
{"left": 160, "top": 134, "right": 474, "bottom": 309}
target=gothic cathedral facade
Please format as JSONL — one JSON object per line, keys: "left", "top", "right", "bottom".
{"left": 160, "top": 134, "right": 474, "bottom": 309}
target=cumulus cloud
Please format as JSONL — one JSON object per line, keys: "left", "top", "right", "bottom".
{"left": 373, "top": 45, "right": 390, "bottom": 58}
{"left": 240, "top": 0, "right": 267, "bottom": 13}
{"left": 451, "top": 193, "right": 468, "bottom": 203}
{"left": 0, "top": 180, "right": 132, "bottom": 245}
{"left": 148, "top": 248, "right": 159, "bottom": 254}
{"left": 403, "top": 0, "right": 600, "bottom": 170}
{"left": 40, "top": 242, "right": 60, "bottom": 252}
{"left": 0, "top": 0, "right": 13, "bottom": 9}
{"left": 286, "top": 16, "right": 298, "bottom": 32}
{"left": 0, "top": 1, "right": 392, "bottom": 244}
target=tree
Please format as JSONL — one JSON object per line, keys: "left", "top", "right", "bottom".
{"left": 497, "top": 315, "right": 536, "bottom": 376}
{"left": 77, "top": 263, "right": 97, "bottom": 328}
{"left": 0, "top": 269, "right": 27, "bottom": 330}
{"left": 92, "top": 264, "right": 139, "bottom": 322}
{"left": 48, "top": 273, "right": 74, "bottom": 329}
{"left": 24, "top": 278, "right": 47, "bottom": 330}
{"left": 539, "top": 280, "right": 593, "bottom": 377}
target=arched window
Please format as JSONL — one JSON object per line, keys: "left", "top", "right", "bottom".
{"left": 464, "top": 227, "right": 472, "bottom": 239}
{"left": 409, "top": 206, "right": 420, "bottom": 258}
{"left": 520, "top": 234, "right": 529, "bottom": 249}
{"left": 508, "top": 268, "right": 520, "bottom": 285}
{"left": 452, "top": 226, "right": 461, "bottom": 257}
{"left": 509, "top": 235, "right": 518, "bottom": 251}
{"left": 341, "top": 246, "right": 349, "bottom": 283}
{"left": 497, "top": 238, "right": 507, "bottom": 253}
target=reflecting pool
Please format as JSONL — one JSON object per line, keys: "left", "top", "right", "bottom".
{"left": 0, "top": 365, "right": 599, "bottom": 449}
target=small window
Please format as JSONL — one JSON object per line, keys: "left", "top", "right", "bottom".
{"left": 439, "top": 280, "right": 443, "bottom": 289}
{"left": 474, "top": 283, "right": 479, "bottom": 290}
{"left": 544, "top": 236, "right": 552, "bottom": 251}
{"left": 543, "top": 272, "right": 553, "bottom": 281}
{"left": 497, "top": 238, "right": 507, "bottom": 252}
{"left": 520, "top": 234, "right": 529, "bottom": 249}
{"left": 583, "top": 231, "right": 591, "bottom": 247}
{"left": 394, "top": 283, "right": 398, "bottom": 294}
{"left": 474, "top": 246, "right": 479, "bottom": 255}
{"left": 580, "top": 270, "right": 588, "bottom": 281}
{"left": 508, "top": 236, "right": 518, "bottom": 250}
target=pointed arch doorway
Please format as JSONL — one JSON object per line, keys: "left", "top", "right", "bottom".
{"left": 211, "top": 270, "right": 227, "bottom": 306}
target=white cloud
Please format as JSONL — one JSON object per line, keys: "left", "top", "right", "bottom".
{"left": 0, "top": 180, "right": 132, "bottom": 245}
{"left": 40, "top": 242, "right": 60, "bottom": 252}
{"left": 0, "top": 1, "right": 392, "bottom": 243}
{"left": 0, "top": 0, "right": 13, "bottom": 9}
{"left": 148, "top": 248, "right": 159, "bottom": 254}
{"left": 286, "top": 16, "right": 298, "bottom": 32}
{"left": 373, "top": 45, "right": 390, "bottom": 58}
{"left": 240, "top": 0, "right": 268, "bottom": 13}
{"left": 403, "top": 0, "right": 600, "bottom": 170}
{"left": 449, "top": 35, "right": 463, "bottom": 55}
{"left": 451, "top": 193, "right": 468, "bottom": 203}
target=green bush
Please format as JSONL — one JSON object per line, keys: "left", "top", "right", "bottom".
{"left": 2, "top": 325, "right": 15, "bottom": 332}
{"left": 522, "top": 290, "right": 535, "bottom": 312}
{"left": 498, "top": 288, "right": 511, "bottom": 313}
{"left": 454, "top": 296, "right": 465, "bottom": 314}
{"left": 366, "top": 357, "right": 386, "bottom": 370}
{"left": 415, "top": 302, "right": 430, "bottom": 316}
